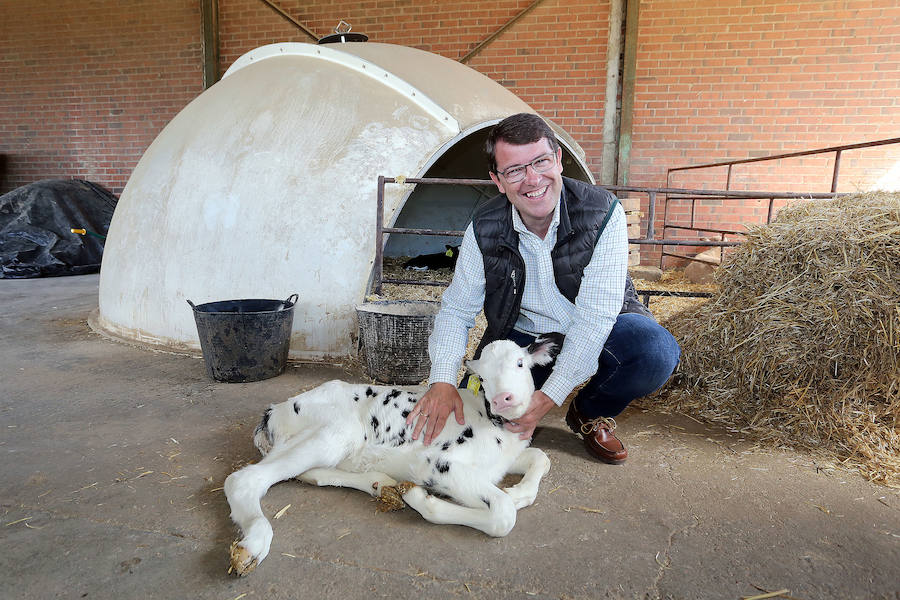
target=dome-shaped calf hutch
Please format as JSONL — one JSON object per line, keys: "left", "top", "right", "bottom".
{"left": 96, "top": 42, "right": 593, "bottom": 360}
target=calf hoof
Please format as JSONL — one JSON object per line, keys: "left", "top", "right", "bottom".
{"left": 229, "top": 541, "right": 258, "bottom": 576}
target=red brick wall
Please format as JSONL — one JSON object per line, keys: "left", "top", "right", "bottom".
{"left": 631, "top": 0, "right": 900, "bottom": 265}
{"left": 217, "top": 0, "right": 900, "bottom": 198}
{"left": 2, "top": 0, "right": 612, "bottom": 195}
{"left": 216, "top": 0, "right": 612, "bottom": 175}
{"left": 3, "top": 0, "right": 897, "bottom": 270}
{"left": 0, "top": 0, "right": 203, "bottom": 195}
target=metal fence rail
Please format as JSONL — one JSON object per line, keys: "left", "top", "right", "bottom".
{"left": 665, "top": 137, "right": 900, "bottom": 193}
{"left": 372, "top": 176, "right": 842, "bottom": 302}
{"left": 657, "top": 141, "right": 900, "bottom": 266}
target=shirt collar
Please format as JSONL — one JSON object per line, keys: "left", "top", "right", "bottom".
{"left": 511, "top": 196, "right": 562, "bottom": 241}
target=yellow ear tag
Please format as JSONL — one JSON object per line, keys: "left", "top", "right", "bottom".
{"left": 445, "top": 248, "right": 454, "bottom": 257}
{"left": 466, "top": 375, "right": 481, "bottom": 395}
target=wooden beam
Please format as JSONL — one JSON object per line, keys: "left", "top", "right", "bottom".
{"left": 459, "top": 0, "right": 547, "bottom": 64}
{"left": 258, "top": 0, "right": 319, "bottom": 42}
{"left": 616, "top": 0, "right": 639, "bottom": 186}
{"left": 601, "top": 0, "right": 625, "bottom": 186}
{"left": 201, "top": 0, "right": 219, "bottom": 89}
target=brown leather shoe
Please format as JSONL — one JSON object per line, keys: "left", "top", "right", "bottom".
{"left": 565, "top": 402, "right": 627, "bottom": 464}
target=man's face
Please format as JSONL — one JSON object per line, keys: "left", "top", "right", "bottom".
{"left": 489, "top": 138, "right": 564, "bottom": 235}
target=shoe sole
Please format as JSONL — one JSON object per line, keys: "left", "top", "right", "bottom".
{"left": 567, "top": 407, "right": 627, "bottom": 464}
{"left": 584, "top": 444, "right": 627, "bottom": 465}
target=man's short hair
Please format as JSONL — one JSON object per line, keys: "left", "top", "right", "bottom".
{"left": 485, "top": 113, "right": 560, "bottom": 173}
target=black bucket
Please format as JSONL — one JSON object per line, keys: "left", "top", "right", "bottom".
{"left": 187, "top": 294, "right": 298, "bottom": 383}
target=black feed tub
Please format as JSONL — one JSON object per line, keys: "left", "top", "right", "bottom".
{"left": 188, "top": 294, "right": 298, "bottom": 383}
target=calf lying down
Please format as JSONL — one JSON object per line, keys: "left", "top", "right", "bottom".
{"left": 224, "top": 334, "right": 562, "bottom": 575}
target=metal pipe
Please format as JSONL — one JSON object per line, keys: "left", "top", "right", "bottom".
{"left": 831, "top": 149, "right": 842, "bottom": 193}
{"left": 663, "top": 249, "right": 724, "bottom": 265}
{"left": 632, "top": 239, "right": 740, "bottom": 246}
{"left": 646, "top": 191, "right": 657, "bottom": 239}
{"left": 382, "top": 278, "right": 450, "bottom": 287}
{"left": 383, "top": 227, "right": 465, "bottom": 237}
{"left": 639, "top": 289, "right": 715, "bottom": 308}
{"left": 382, "top": 176, "right": 493, "bottom": 186}
{"left": 662, "top": 224, "right": 746, "bottom": 236}
{"left": 375, "top": 176, "right": 385, "bottom": 295}
{"left": 639, "top": 290, "right": 714, "bottom": 298}
{"left": 660, "top": 192, "right": 672, "bottom": 270}
{"left": 667, "top": 136, "right": 900, "bottom": 175}
{"left": 604, "top": 185, "right": 842, "bottom": 199}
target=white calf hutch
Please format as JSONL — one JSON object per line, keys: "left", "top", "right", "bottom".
{"left": 96, "top": 41, "right": 593, "bottom": 360}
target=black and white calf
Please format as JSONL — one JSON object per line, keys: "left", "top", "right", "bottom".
{"left": 402, "top": 245, "right": 460, "bottom": 271}
{"left": 223, "top": 334, "right": 562, "bottom": 575}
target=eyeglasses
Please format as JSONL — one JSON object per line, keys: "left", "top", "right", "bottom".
{"left": 496, "top": 153, "right": 557, "bottom": 183}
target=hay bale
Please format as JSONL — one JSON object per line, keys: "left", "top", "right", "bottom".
{"left": 652, "top": 192, "right": 900, "bottom": 487}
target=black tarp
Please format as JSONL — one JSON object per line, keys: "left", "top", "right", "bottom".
{"left": 0, "top": 179, "right": 118, "bottom": 278}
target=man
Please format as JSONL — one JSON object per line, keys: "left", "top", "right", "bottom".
{"left": 406, "top": 113, "right": 680, "bottom": 464}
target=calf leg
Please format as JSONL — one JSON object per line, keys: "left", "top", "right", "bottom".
{"left": 401, "top": 483, "right": 517, "bottom": 537}
{"left": 502, "top": 447, "right": 551, "bottom": 509}
{"left": 297, "top": 468, "right": 398, "bottom": 497}
{"left": 224, "top": 429, "right": 345, "bottom": 575}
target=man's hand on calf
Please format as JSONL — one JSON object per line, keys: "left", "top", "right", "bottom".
{"left": 505, "top": 390, "right": 555, "bottom": 440}
{"left": 407, "top": 382, "right": 465, "bottom": 445}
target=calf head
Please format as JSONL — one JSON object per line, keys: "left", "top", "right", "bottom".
{"left": 466, "top": 333, "right": 564, "bottom": 420}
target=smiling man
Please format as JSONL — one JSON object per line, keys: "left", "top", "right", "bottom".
{"left": 407, "top": 113, "right": 681, "bottom": 464}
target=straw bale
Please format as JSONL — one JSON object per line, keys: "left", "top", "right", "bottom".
{"left": 650, "top": 192, "right": 900, "bottom": 487}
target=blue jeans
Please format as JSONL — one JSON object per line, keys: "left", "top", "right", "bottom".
{"left": 506, "top": 313, "right": 681, "bottom": 419}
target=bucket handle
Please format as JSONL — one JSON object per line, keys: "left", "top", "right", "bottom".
{"left": 186, "top": 299, "right": 197, "bottom": 310}
{"left": 284, "top": 293, "right": 299, "bottom": 307}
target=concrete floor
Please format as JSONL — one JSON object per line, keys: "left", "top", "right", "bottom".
{"left": 1, "top": 274, "right": 898, "bottom": 600}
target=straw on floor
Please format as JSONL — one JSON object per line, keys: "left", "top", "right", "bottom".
{"left": 650, "top": 192, "right": 900, "bottom": 487}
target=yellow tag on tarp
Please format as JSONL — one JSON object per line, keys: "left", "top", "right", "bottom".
{"left": 466, "top": 375, "right": 481, "bottom": 395}
{"left": 445, "top": 248, "right": 453, "bottom": 257}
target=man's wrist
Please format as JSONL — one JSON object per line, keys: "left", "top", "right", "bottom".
{"left": 427, "top": 368, "right": 459, "bottom": 387}
{"left": 532, "top": 390, "right": 557, "bottom": 416}
{"left": 429, "top": 381, "right": 456, "bottom": 391}
{"left": 538, "top": 380, "right": 568, "bottom": 406}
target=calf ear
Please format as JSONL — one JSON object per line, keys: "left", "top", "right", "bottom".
{"left": 526, "top": 332, "right": 565, "bottom": 366}
{"left": 464, "top": 357, "right": 481, "bottom": 375}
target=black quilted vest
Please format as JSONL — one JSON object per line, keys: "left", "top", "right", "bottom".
{"left": 472, "top": 177, "right": 651, "bottom": 355}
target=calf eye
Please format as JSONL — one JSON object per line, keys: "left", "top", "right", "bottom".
{"left": 517, "top": 358, "right": 524, "bottom": 367}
